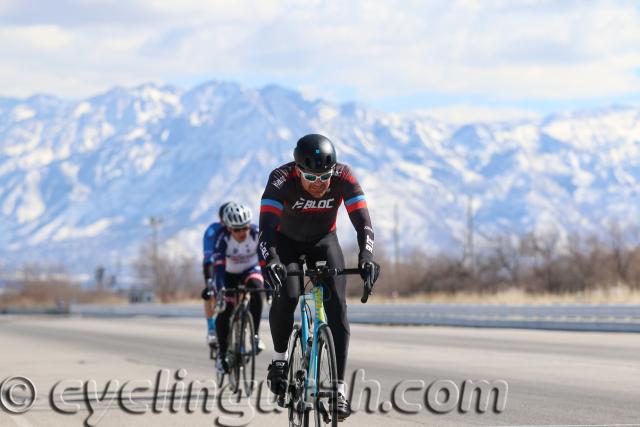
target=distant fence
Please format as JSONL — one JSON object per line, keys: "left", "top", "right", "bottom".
{"left": 64, "top": 302, "right": 640, "bottom": 332}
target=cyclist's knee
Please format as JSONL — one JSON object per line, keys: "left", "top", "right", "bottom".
{"left": 326, "top": 301, "right": 350, "bottom": 335}
{"left": 246, "top": 278, "right": 262, "bottom": 288}
{"left": 272, "top": 292, "right": 297, "bottom": 310}
{"left": 244, "top": 270, "right": 264, "bottom": 288}
{"left": 271, "top": 292, "right": 297, "bottom": 318}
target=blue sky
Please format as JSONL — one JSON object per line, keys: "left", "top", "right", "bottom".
{"left": 0, "top": 0, "right": 639, "bottom": 122}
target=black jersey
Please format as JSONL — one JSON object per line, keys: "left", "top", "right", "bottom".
{"left": 258, "top": 161, "right": 374, "bottom": 263}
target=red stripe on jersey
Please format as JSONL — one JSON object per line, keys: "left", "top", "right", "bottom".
{"left": 346, "top": 200, "right": 367, "bottom": 214}
{"left": 260, "top": 205, "right": 282, "bottom": 216}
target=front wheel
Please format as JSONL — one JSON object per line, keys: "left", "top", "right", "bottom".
{"left": 214, "top": 347, "right": 224, "bottom": 388}
{"left": 240, "top": 311, "right": 256, "bottom": 396}
{"left": 227, "top": 316, "right": 240, "bottom": 394}
{"left": 314, "top": 325, "right": 338, "bottom": 427}
{"left": 288, "top": 325, "right": 309, "bottom": 427}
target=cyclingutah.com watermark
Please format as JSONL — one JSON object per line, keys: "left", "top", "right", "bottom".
{"left": 1, "top": 368, "right": 508, "bottom": 426}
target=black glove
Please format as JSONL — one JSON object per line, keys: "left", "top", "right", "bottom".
{"left": 359, "top": 259, "right": 380, "bottom": 285}
{"left": 201, "top": 287, "right": 213, "bottom": 301}
{"left": 201, "top": 278, "right": 215, "bottom": 301}
{"left": 264, "top": 258, "right": 287, "bottom": 292}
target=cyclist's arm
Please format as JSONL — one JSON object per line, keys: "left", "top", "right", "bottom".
{"left": 203, "top": 263, "right": 213, "bottom": 285}
{"left": 341, "top": 166, "right": 375, "bottom": 262}
{"left": 258, "top": 170, "right": 287, "bottom": 263}
{"left": 346, "top": 199, "right": 374, "bottom": 262}
{"left": 212, "top": 232, "right": 228, "bottom": 292}
{"left": 203, "top": 226, "right": 214, "bottom": 284}
{"left": 203, "top": 223, "right": 225, "bottom": 284}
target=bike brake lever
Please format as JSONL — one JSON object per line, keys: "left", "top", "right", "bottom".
{"left": 361, "top": 278, "right": 372, "bottom": 303}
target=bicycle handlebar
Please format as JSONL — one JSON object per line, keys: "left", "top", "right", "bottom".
{"left": 286, "top": 267, "right": 360, "bottom": 277}
{"left": 286, "top": 266, "right": 373, "bottom": 303}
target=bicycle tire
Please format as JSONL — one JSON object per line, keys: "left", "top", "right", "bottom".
{"left": 227, "top": 315, "right": 240, "bottom": 394}
{"left": 240, "top": 310, "right": 256, "bottom": 397}
{"left": 214, "top": 344, "right": 225, "bottom": 388}
{"left": 287, "top": 325, "right": 309, "bottom": 427}
{"left": 314, "top": 324, "right": 338, "bottom": 427}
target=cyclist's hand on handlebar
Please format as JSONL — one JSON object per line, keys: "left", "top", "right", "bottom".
{"left": 359, "top": 260, "right": 380, "bottom": 285}
{"left": 201, "top": 278, "right": 215, "bottom": 300}
{"left": 201, "top": 287, "right": 213, "bottom": 301}
{"left": 264, "top": 258, "right": 287, "bottom": 292}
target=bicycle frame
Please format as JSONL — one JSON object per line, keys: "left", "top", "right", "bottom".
{"left": 218, "top": 286, "right": 270, "bottom": 318}
{"left": 216, "top": 286, "right": 270, "bottom": 395}
{"left": 298, "top": 280, "right": 329, "bottom": 400}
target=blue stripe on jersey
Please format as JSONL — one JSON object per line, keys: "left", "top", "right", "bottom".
{"left": 261, "top": 199, "right": 284, "bottom": 210}
{"left": 345, "top": 195, "right": 366, "bottom": 206}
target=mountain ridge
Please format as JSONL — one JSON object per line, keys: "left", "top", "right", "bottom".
{"left": 1, "top": 80, "right": 638, "bottom": 275}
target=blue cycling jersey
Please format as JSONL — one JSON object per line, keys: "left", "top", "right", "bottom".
{"left": 203, "top": 222, "right": 224, "bottom": 264}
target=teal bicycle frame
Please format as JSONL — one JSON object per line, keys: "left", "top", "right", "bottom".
{"left": 299, "top": 283, "right": 328, "bottom": 398}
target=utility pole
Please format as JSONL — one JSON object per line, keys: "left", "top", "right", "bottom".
{"left": 148, "top": 215, "right": 163, "bottom": 292}
{"left": 393, "top": 204, "right": 399, "bottom": 298}
{"left": 465, "top": 195, "right": 475, "bottom": 275}
{"left": 149, "top": 216, "right": 163, "bottom": 260}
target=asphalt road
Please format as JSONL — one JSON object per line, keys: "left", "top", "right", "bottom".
{"left": 0, "top": 315, "right": 638, "bottom": 427}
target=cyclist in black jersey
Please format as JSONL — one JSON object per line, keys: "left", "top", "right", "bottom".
{"left": 259, "top": 134, "right": 380, "bottom": 421}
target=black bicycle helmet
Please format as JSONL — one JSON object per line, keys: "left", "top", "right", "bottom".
{"left": 293, "top": 134, "right": 337, "bottom": 173}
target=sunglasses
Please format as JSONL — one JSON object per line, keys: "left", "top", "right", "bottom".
{"left": 300, "top": 169, "right": 333, "bottom": 182}
{"left": 231, "top": 226, "right": 249, "bottom": 233}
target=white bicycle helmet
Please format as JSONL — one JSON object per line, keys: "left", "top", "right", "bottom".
{"left": 223, "top": 202, "right": 252, "bottom": 229}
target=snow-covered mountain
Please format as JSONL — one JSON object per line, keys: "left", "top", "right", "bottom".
{"left": 1, "top": 81, "right": 639, "bottom": 275}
